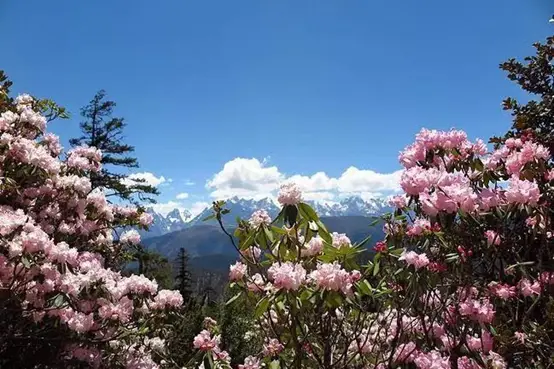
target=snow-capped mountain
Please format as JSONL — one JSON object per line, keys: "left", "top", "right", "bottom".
{"left": 139, "top": 195, "right": 393, "bottom": 239}
{"left": 139, "top": 207, "right": 192, "bottom": 239}
{"left": 309, "top": 196, "right": 392, "bottom": 217}
{"left": 187, "top": 197, "right": 280, "bottom": 227}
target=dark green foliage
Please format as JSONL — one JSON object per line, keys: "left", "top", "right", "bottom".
{"left": 70, "top": 90, "right": 159, "bottom": 205}
{"left": 493, "top": 35, "right": 554, "bottom": 151}
{"left": 129, "top": 246, "right": 173, "bottom": 289}
{"left": 164, "top": 303, "right": 205, "bottom": 366}
{"left": 174, "top": 247, "right": 193, "bottom": 304}
{"left": 219, "top": 288, "right": 262, "bottom": 366}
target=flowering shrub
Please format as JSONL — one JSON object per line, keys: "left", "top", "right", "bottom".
{"left": 0, "top": 75, "right": 182, "bottom": 368}
{"left": 369, "top": 127, "right": 554, "bottom": 368}
{"left": 190, "top": 124, "right": 554, "bottom": 369}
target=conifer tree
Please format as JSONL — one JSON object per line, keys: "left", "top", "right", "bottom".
{"left": 493, "top": 35, "right": 554, "bottom": 151}
{"left": 174, "top": 247, "right": 193, "bottom": 304}
{"left": 70, "top": 90, "right": 158, "bottom": 205}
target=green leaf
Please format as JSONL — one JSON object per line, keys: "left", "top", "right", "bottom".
{"left": 284, "top": 205, "right": 298, "bottom": 226}
{"left": 254, "top": 297, "right": 270, "bottom": 318}
{"left": 51, "top": 294, "right": 66, "bottom": 309}
{"left": 373, "top": 259, "right": 380, "bottom": 276}
{"left": 358, "top": 280, "right": 373, "bottom": 296}
{"left": 369, "top": 217, "right": 381, "bottom": 227}
{"left": 226, "top": 292, "right": 242, "bottom": 306}
{"left": 269, "top": 360, "right": 281, "bottom": 369}
{"left": 263, "top": 226, "right": 275, "bottom": 244}
{"left": 21, "top": 255, "right": 32, "bottom": 268}
{"left": 298, "top": 202, "right": 319, "bottom": 222}
{"left": 356, "top": 234, "right": 372, "bottom": 248}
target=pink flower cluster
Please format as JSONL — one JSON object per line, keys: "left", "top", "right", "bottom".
{"left": 331, "top": 232, "right": 352, "bottom": 248}
{"left": 309, "top": 262, "right": 360, "bottom": 295}
{"left": 399, "top": 250, "right": 430, "bottom": 270}
{"left": 268, "top": 262, "right": 307, "bottom": 291}
{"left": 67, "top": 145, "right": 102, "bottom": 172}
{"left": 249, "top": 209, "right": 272, "bottom": 227}
{"left": 277, "top": 182, "right": 302, "bottom": 206}
{"left": 193, "top": 329, "right": 220, "bottom": 351}
{"left": 229, "top": 261, "right": 248, "bottom": 281}
{"left": 302, "top": 236, "right": 324, "bottom": 256}
{"left": 0, "top": 92, "right": 184, "bottom": 367}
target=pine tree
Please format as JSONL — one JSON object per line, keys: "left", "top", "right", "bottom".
{"left": 70, "top": 90, "right": 158, "bottom": 204}
{"left": 174, "top": 247, "right": 193, "bottom": 304}
{"left": 492, "top": 34, "right": 554, "bottom": 151}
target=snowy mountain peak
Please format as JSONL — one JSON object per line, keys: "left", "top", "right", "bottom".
{"left": 139, "top": 195, "right": 393, "bottom": 240}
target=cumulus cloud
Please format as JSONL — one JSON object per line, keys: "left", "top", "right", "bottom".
{"left": 206, "top": 158, "right": 284, "bottom": 199}
{"left": 206, "top": 158, "right": 402, "bottom": 201}
{"left": 150, "top": 201, "right": 183, "bottom": 216}
{"left": 176, "top": 192, "right": 189, "bottom": 200}
{"left": 122, "top": 172, "right": 167, "bottom": 187}
{"left": 190, "top": 201, "right": 210, "bottom": 217}
{"left": 337, "top": 167, "right": 402, "bottom": 193}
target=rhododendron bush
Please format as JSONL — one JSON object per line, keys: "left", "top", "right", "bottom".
{"left": 194, "top": 123, "right": 554, "bottom": 369}
{"left": 0, "top": 73, "right": 183, "bottom": 368}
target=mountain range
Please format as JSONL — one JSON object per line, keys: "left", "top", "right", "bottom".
{"left": 139, "top": 195, "right": 392, "bottom": 240}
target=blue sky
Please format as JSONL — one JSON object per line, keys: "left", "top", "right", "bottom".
{"left": 1, "top": 1, "right": 553, "bottom": 215}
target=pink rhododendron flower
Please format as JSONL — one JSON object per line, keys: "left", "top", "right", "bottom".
{"left": 488, "top": 282, "right": 516, "bottom": 300}
{"left": 203, "top": 317, "right": 217, "bottom": 330}
{"left": 514, "top": 331, "right": 527, "bottom": 344}
{"left": 267, "top": 262, "right": 306, "bottom": 291}
{"left": 247, "top": 273, "right": 265, "bottom": 293}
{"left": 393, "top": 341, "right": 418, "bottom": 363}
{"left": 193, "top": 329, "right": 220, "bottom": 351}
{"left": 139, "top": 212, "right": 153, "bottom": 226}
{"left": 120, "top": 230, "right": 141, "bottom": 245}
{"left": 238, "top": 356, "right": 261, "bottom": 369}
{"left": 249, "top": 209, "right": 272, "bottom": 227}
{"left": 331, "top": 232, "right": 351, "bottom": 248}
{"left": 505, "top": 177, "right": 540, "bottom": 205}
{"left": 309, "top": 262, "right": 357, "bottom": 295}
{"left": 374, "top": 241, "right": 388, "bottom": 253}
{"left": 277, "top": 182, "right": 302, "bottom": 205}
{"left": 457, "top": 356, "right": 480, "bottom": 369}
{"left": 243, "top": 246, "right": 261, "bottom": 261}
{"left": 302, "top": 236, "right": 324, "bottom": 256}
{"left": 399, "top": 250, "right": 430, "bottom": 269}
{"left": 263, "top": 338, "right": 284, "bottom": 357}
{"left": 518, "top": 278, "right": 541, "bottom": 297}
{"left": 407, "top": 218, "right": 431, "bottom": 236}
{"left": 484, "top": 230, "right": 501, "bottom": 246}
{"left": 466, "top": 330, "right": 493, "bottom": 353}
{"left": 389, "top": 195, "right": 407, "bottom": 208}
{"left": 151, "top": 289, "right": 183, "bottom": 309}
{"left": 487, "top": 351, "right": 507, "bottom": 369}
{"left": 413, "top": 350, "right": 450, "bottom": 369}
{"left": 229, "top": 261, "right": 247, "bottom": 281}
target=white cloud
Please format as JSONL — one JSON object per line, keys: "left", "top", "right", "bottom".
{"left": 206, "top": 158, "right": 284, "bottom": 199}
{"left": 337, "top": 167, "right": 402, "bottom": 193}
{"left": 150, "top": 200, "right": 209, "bottom": 218}
{"left": 176, "top": 192, "right": 189, "bottom": 200}
{"left": 151, "top": 201, "right": 184, "bottom": 216}
{"left": 191, "top": 201, "right": 210, "bottom": 217}
{"left": 303, "top": 191, "right": 336, "bottom": 201}
{"left": 184, "top": 180, "right": 195, "bottom": 186}
{"left": 206, "top": 158, "right": 402, "bottom": 202}
{"left": 122, "top": 172, "right": 166, "bottom": 187}
{"left": 287, "top": 172, "right": 338, "bottom": 192}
